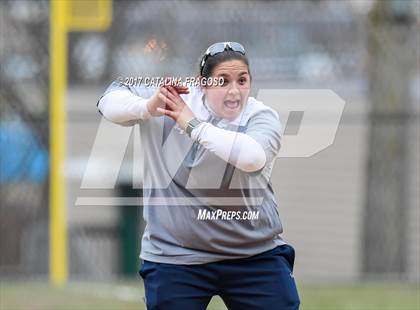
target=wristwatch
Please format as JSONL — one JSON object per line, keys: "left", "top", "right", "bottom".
{"left": 185, "top": 117, "right": 203, "bottom": 137}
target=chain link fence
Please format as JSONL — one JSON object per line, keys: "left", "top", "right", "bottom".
{"left": 0, "top": 0, "right": 50, "bottom": 276}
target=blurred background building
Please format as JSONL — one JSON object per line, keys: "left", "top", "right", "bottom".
{"left": 0, "top": 0, "right": 419, "bottom": 285}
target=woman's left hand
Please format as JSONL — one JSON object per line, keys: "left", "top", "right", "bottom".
{"left": 157, "top": 85, "right": 195, "bottom": 131}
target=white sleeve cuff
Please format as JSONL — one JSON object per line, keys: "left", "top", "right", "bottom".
{"left": 190, "top": 122, "right": 210, "bottom": 141}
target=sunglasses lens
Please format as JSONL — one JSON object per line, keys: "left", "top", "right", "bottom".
{"left": 208, "top": 43, "right": 226, "bottom": 56}
{"left": 230, "top": 42, "right": 245, "bottom": 54}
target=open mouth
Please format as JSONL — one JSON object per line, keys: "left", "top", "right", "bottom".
{"left": 224, "top": 100, "right": 240, "bottom": 110}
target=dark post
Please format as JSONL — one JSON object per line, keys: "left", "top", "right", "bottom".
{"left": 119, "top": 184, "right": 143, "bottom": 277}
{"left": 363, "top": 0, "right": 415, "bottom": 279}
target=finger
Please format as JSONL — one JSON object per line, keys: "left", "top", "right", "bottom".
{"left": 157, "top": 107, "right": 177, "bottom": 119}
{"left": 158, "top": 92, "right": 177, "bottom": 110}
{"left": 167, "top": 85, "right": 182, "bottom": 100}
{"left": 169, "top": 87, "right": 188, "bottom": 107}
{"left": 175, "top": 89, "right": 190, "bottom": 94}
{"left": 154, "top": 108, "right": 165, "bottom": 116}
{"left": 174, "top": 86, "right": 189, "bottom": 93}
{"left": 163, "top": 86, "right": 180, "bottom": 103}
{"left": 161, "top": 85, "right": 175, "bottom": 97}
{"left": 158, "top": 91, "right": 174, "bottom": 105}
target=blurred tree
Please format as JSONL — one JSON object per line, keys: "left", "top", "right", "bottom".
{"left": 363, "top": 0, "right": 416, "bottom": 279}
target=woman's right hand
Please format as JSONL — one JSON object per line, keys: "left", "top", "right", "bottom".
{"left": 147, "top": 84, "right": 190, "bottom": 117}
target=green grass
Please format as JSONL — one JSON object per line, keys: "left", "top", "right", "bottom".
{"left": 297, "top": 283, "right": 419, "bottom": 310}
{"left": 1, "top": 281, "right": 419, "bottom": 310}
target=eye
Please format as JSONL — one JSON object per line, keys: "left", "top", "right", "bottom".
{"left": 220, "top": 78, "right": 229, "bottom": 87}
{"left": 239, "top": 77, "right": 247, "bottom": 85}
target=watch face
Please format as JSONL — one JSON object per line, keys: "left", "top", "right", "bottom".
{"left": 187, "top": 118, "right": 202, "bottom": 136}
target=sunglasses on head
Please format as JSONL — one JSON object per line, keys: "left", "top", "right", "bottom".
{"left": 200, "top": 42, "right": 246, "bottom": 75}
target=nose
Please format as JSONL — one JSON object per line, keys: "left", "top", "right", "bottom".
{"left": 227, "top": 81, "right": 240, "bottom": 96}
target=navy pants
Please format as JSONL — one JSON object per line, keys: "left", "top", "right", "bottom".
{"left": 139, "top": 244, "right": 300, "bottom": 309}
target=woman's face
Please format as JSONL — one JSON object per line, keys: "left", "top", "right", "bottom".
{"left": 203, "top": 60, "right": 251, "bottom": 121}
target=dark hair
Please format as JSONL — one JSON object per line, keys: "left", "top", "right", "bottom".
{"left": 199, "top": 50, "right": 252, "bottom": 80}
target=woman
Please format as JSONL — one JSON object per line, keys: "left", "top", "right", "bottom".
{"left": 98, "top": 42, "right": 300, "bottom": 310}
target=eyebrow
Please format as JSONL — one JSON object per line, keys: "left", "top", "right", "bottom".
{"left": 217, "top": 72, "right": 249, "bottom": 78}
